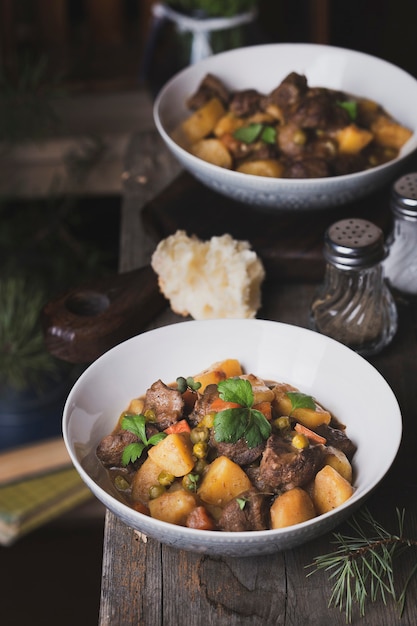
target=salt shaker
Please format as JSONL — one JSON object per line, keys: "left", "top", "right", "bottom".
{"left": 310, "top": 218, "right": 397, "bottom": 356}
{"left": 383, "top": 172, "right": 417, "bottom": 295}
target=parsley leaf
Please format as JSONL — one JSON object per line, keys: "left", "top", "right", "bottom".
{"left": 121, "top": 414, "right": 166, "bottom": 466}
{"left": 233, "top": 123, "right": 277, "bottom": 145}
{"left": 337, "top": 100, "right": 357, "bottom": 121}
{"left": 218, "top": 378, "right": 253, "bottom": 406}
{"left": 260, "top": 125, "right": 277, "bottom": 144}
{"left": 214, "top": 379, "right": 271, "bottom": 448}
{"left": 122, "top": 441, "right": 146, "bottom": 465}
{"left": 286, "top": 391, "right": 316, "bottom": 412}
{"left": 236, "top": 496, "right": 248, "bottom": 510}
{"left": 233, "top": 123, "right": 263, "bottom": 143}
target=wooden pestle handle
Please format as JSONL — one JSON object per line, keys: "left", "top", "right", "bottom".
{"left": 41, "top": 266, "right": 167, "bottom": 364}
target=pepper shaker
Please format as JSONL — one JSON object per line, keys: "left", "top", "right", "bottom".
{"left": 310, "top": 218, "right": 397, "bottom": 356}
{"left": 383, "top": 172, "right": 417, "bottom": 295}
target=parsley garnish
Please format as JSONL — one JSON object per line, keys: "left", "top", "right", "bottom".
{"left": 233, "top": 123, "right": 276, "bottom": 144}
{"left": 337, "top": 100, "right": 357, "bottom": 121}
{"left": 286, "top": 391, "right": 316, "bottom": 413}
{"left": 236, "top": 496, "right": 248, "bottom": 510}
{"left": 121, "top": 414, "right": 166, "bottom": 466}
{"left": 213, "top": 378, "right": 271, "bottom": 449}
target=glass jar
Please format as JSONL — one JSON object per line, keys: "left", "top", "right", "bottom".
{"left": 383, "top": 172, "right": 417, "bottom": 295}
{"left": 310, "top": 218, "right": 397, "bottom": 356}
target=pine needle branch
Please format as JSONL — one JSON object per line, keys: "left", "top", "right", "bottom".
{"left": 307, "top": 507, "right": 417, "bottom": 623}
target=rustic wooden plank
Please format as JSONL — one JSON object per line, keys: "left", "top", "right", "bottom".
{"left": 99, "top": 125, "right": 417, "bottom": 626}
{"left": 119, "top": 129, "right": 181, "bottom": 271}
{"left": 142, "top": 170, "right": 393, "bottom": 282}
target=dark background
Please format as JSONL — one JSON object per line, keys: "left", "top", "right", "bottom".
{"left": 1, "top": 2, "right": 416, "bottom": 625}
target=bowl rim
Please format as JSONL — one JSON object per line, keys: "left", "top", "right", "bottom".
{"left": 153, "top": 42, "right": 417, "bottom": 186}
{"left": 63, "top": 318, "right": 403, "bottom": 542}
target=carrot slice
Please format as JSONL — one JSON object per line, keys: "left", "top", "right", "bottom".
{"left": 164, "top": 419, "right": 191, "bottom": 434}
{"left": 294, "top": 422, "right": 326, "bottom": 445}
{"left": 186, "top": 506, "right": 215, "bottom": 530}
{"left": 253, "top": 401, "right": 272, "bottom": 421}
{"left": 210, "top": 398, "right": 241, "bottom": 412}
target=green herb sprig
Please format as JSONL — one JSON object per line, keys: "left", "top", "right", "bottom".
{"left": 121, "top": 414, "right": 166, "bottom": 466}
{"left": 337, "top": 100, "right": 358, "bottom": 121}
{"left": 287, "top": 391, "right": 316, "bottom": 412}
{"left": 307, "top": 507, "right": 417, "bottom": 622}
{"left": 233, "top": 123, "right": 277, "bottom": 144}
{"left": 213, "top": 378, "right": 271, "bottom": 448}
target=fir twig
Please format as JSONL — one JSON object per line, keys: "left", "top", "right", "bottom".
{"left": 307, "top": 507, "right": 417, "bottom": 623}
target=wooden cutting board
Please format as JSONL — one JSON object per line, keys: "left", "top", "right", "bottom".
{"left": 42, "top": 171, "right": 394, "bottom": 363}
{"left": 142, "top": 171, "right": 392, "bottom": 281}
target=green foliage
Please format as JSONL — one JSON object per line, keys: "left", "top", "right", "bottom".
{"left": 0, "top": 53, "right": 64, "bottom": 145}
{"left": 234, "top": 123, "right": 277, "bottom": 144}
{"left": 121, "top": 414, "right": 167, "bottom": 465}
{"left": 287, "top": 391, "right": 316, "bottom": 412}
{"left": 308, "top": 507, "right": 417, "bottom": 622}
{"left": 214, "top": 378, "right": 271, "bottom": 448}
{"left": 165, "top": 0, "right": 259, "bottom": 18}
{"left": 0, "top": 275, "right": 64, "bottom": 393}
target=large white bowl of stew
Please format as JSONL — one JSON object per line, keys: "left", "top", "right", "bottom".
{"left": 153, "top": 43, "right": 417, "bottom": 210}
{"left": 63, "top": 319, "right": 401, "bottom": 556}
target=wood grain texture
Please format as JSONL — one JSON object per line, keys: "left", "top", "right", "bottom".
{"left": 98, "top": 128, "right": 417, "bottom": 625}
{"left": 98, "top": 288, "right": 417, "bottom": 626}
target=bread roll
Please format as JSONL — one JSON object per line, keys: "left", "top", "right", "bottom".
{"left": 151, "top": 230, "right": 265, "bottom": 320}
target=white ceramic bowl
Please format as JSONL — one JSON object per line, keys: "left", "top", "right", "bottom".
{"left": 154, "top": 43, "right": 417, "bottom": 211}
{"left": 63, "top": 319, "right": 401, "bottom": 556}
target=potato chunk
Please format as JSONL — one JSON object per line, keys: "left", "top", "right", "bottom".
{"left": 198, "top": 456, "right": 252, "bottom": 507}
{"left": 236, "top": 159, "right": 284, "bottom": 178}
{"left": 313, "top": 464, "right": 354, "bottom": 514}
{"left": 181, "top": 97, "right": 226, "bottom": 144}
{"left": 272, "top": 383, "right": 331, "bottom": 428}
{"left": 131, "top": 457, "right": 162, "bottom": 503}
{"left": 193, "top": 359, "right": 243, "bottom": 393}
{"left": 213, "top": 113, "right": 244, "bottom": 137}
{"left": 371, "top": 115, "right": 412, "bottom": 149}
{"left": 336, "top": 124, "right": 373, "bottom": 154}
{"left": 270, "top": 487, "right": 316, "bottom": 528}
{"left": 148, "top": 433, "right": 194, "bottom": 477}
{"left": 324, "top": 446, "right": 353, "bottom": 483}
{"left": 190, "top": 138, "right": 233, "bottom": 168}
{"left": 148, "top": 488, "right": 197, "bottom": 525}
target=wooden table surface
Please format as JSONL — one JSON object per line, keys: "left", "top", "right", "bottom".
{"left": 98, "top": 129, "right": 417, "bottom": 626}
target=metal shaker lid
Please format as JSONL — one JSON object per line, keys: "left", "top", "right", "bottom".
{"left": 391, "top": 173, "right": 417, "bottom": 218}
{"left": 324, "top": 218, "right": 385, "bottom": 269}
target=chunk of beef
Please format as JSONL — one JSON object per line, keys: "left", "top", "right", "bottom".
{"left": 315, "top": 424, "right": 357, "bottom": 460}
{"left": 331, "top": 152, "right": 368, "bottom": 176}
{"left": 143, "top": 379, "right": 184, "bottom": 431}
{"left": 218, "top": 488, "right": 270, "bottom": 532}
{"left": 239, "top": 141, "right": 279, "bottom": 163}
{"left": 186, "top": 73, "right": 230, "bottom": 110}
{"left": 290, "top": 91, "right": 350, "bottom": 131}
{"left": 96, "top": 422, "right": 160, "bottom": 468}
{"left": 188, "top": 383, "right": 219, "bottom": 427}
{"left": 229, "top": 89, "right": 264, "bottom": 118}
{"left": 210, "top": 432, "right": 265, "bottom": 466}
{"left": 256, "top": 435, "right": 325, "bottom": 494}
{"left": 283, "top": 156, "right": 331, "bottom": 179}
{"left": 276, "top": 122, "right": 308, "bottom": 158}
{"left": 96, "top": 430, "right": 138, "bottom": 468}
{"left": 263, "top": 72, "right": 308, "bottom": 117}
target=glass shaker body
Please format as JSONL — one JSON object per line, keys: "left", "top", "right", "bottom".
{"left": 310, "top": 218, "right": 398, "bottom": 356}
{"left": 383, "top": 173, "right": 417, "bottom": 295}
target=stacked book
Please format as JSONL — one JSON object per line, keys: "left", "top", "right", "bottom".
{"left": 0, "top": 437, "right": 92, "bottom": 546}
